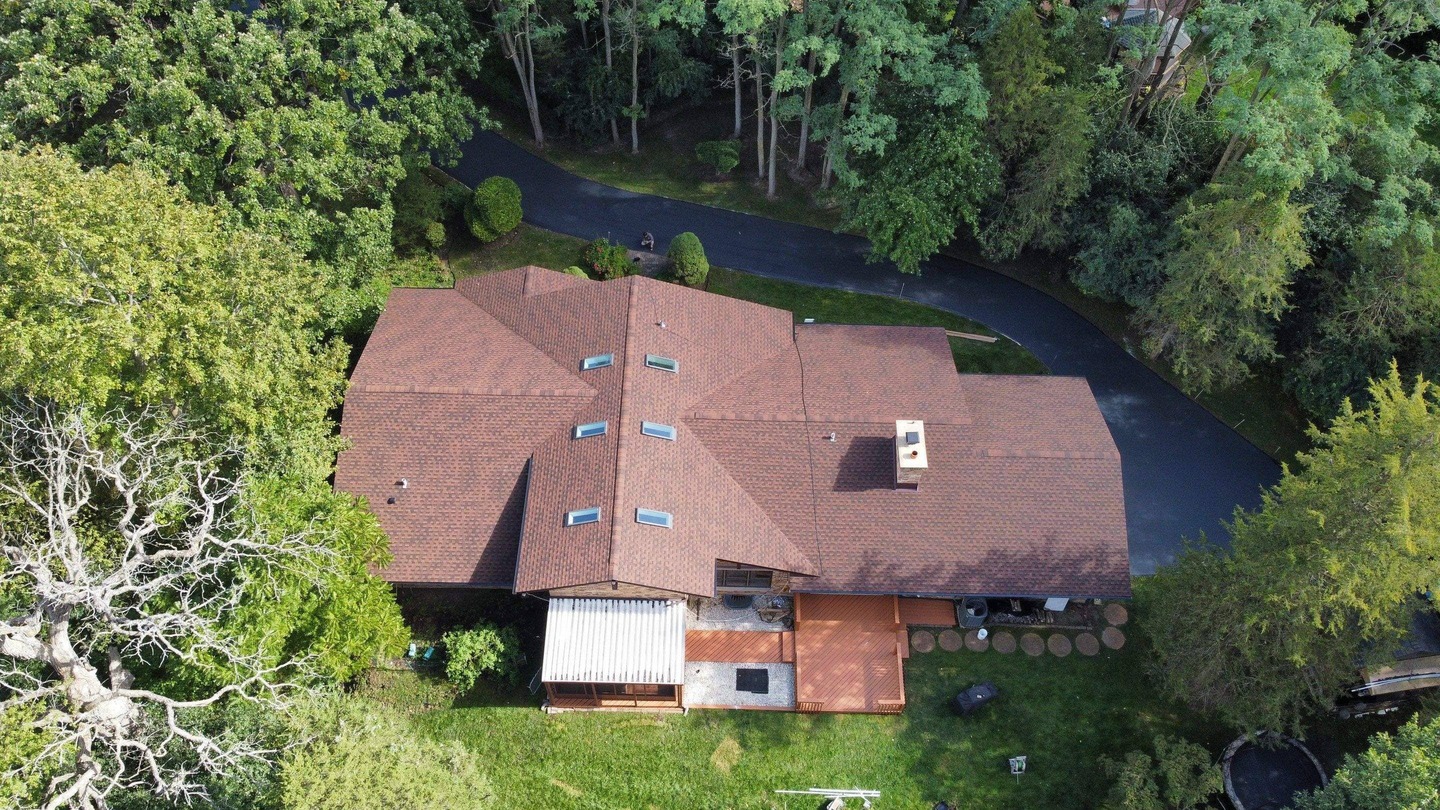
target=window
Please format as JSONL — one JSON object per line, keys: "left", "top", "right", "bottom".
{"left": 565, "top": 507, "right": 601, "bottom": 526}
{"left": 640, "top": 421, "right": 677, "bottom": 441}
{"left": 581, "top": 353, "right": 614, "bottom": 371}
{"left": 644, "top": 354, "right": 678, "bottom": 373}
{"left": 573, "top": 421, "right": 608, "bottom": 439}
{"left": 635, "top": 508, "right": 673, "bottom": 528}
{"left": 716, "top": 568, "right": 774, "bottom": 590}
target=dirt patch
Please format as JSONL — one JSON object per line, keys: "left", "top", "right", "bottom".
{"left": 550, "top": 778, "right": 584, "bottom": 798}
{"left": 711, "top": 736, "right": 743, "bottom": 774}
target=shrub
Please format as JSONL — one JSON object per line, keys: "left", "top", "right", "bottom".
{"left": 442, "top": 621, "right": 522, "bottom": 691}
{"left": 583, "top": 237, "right": 632, "bottom": 280}
{"left": 667, "top": 231, "right": 708, "bottom": 287}
{"left": 465, "top": 176, "right": 522, "bottom": 243}
{"left": 424, "top": 220, "right": 447, "bottom": 251}
{"left": 695, "top": 140, "right": 740, "bottom": 176}
{"left": 563, "top": 265, "right": 590, "bottom": 278}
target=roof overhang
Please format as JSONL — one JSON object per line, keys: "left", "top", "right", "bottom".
{"left": 540, "top": 597, "right": 686, "bottom": 685}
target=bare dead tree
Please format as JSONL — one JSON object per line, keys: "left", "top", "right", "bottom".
{"left": 0, "top": 400, "right": 326, "bottom": 810}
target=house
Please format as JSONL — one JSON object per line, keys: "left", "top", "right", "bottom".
{"left": 335, "top": 267, "right": 1130, "bottom": 713}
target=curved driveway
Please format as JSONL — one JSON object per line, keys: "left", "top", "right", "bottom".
{"left": 451, "top": 131, "right": 1281, "bottom": 575}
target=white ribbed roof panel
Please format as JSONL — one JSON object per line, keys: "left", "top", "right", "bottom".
{"left": 541, "top": 597, "right": 687, "bottom": 685}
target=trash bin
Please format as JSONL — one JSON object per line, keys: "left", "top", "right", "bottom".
{"left": 959, "top": 597, "right": 988, "bottom": 628}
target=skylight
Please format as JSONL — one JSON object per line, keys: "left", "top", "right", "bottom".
{"left": 635, "top": 508, "right": 673, "bottom": 528}
{"left": 573, "top": 421, "right": 608, "bottom": 439}
{"left": 581, "top": 353, "right": 614, "bottom": 371}
{"left": 640, "top": 421, "right": 677, "bottom": 441}
{"left": 565, "top": 507, "right": 602, "bottom": 526}
{"left": 644, "top": 354, "right": 678, "bottom": 373}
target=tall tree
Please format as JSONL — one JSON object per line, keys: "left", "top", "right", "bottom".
{"left": 1143, "top": 366, "right": 1440, "bottom": 733}
{"left": 0, "top": 0, "right": 487, "bottom": 329}
{"left": 1137, "top": 179, "right": 1310, "bottom": 392}
{"left": 492, "top": 0, "right": 555, "bottom": 147}
{"left": 1295, "top": 715, "right": 1440, "bottom": 810}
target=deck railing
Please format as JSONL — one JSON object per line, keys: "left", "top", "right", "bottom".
{"left": 797, "top": 701, "right": 825, "bottom": 713}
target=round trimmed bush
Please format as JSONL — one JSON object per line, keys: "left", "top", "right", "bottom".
{"left": 465, "top": 176, "right": 522, "bottom": 243}
{"left": 563, "top": 265, "right": 589, "bottom": 278}
{"left": 695, "top": 140, "right": 740, "bottom": 176}
{"left": 667, "top": 231, "right": 708, "bottom": 287}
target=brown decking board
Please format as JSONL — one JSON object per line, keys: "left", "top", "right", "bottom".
{"left": 686, "top": 630, "right": 788, "bottom": 663}
{"left": 794, "top": 594, "right": 906, "bottom": 714}
{"left": 898, "top": 597, "right": 958, "bottom": 626}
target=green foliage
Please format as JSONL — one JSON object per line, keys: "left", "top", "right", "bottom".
{"left": 0, "top": 0, "right": 488, "bottom": 332}
{"left": 563, "top": 265, "right": 591, "bottom": 277}
{"left": 0, "top": 147, "right": 346, "bottom": 481}
{"left": 1100, "top": 736, "right": 1221, "bottom": 810}
{"left": 1137, "top": 180, "right": 1310, "bottom": 393}
{"left": 667, "top": 231, "right": 709, "bottom": 286}
{"left": 1294, "top": 715, "right": 1440, "bottom": 810}
{"left": 280, "top": 695, "right": 492, "bottom": 810}
{"left": 695, "top": 140, "right": 741, "bottom": 175}
{"left": 0, "top": 703, "right": 50, "bottom": 808}
{"left": 584, "top": 237, "right": 634, "bottom": 280}
{"left": 843, "top": 96, "right": 999, "bottom": 274}
{"left": 442, "top": 622, "right": 523, "bottom": 692}
{"left": 466, "top": 176, "right": 524, "bottom": 243}
{"left": 1143, "top": 366, "right": 1440, "bottom": 732}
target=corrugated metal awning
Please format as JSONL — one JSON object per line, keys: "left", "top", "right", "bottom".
{"left": 541, "top": 598, "right": 687, "bottom": 684}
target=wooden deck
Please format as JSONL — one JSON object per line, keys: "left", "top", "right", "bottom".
{"left": 793, "top": 594, "right": 906, "bottom": 714}
{"left": 898, "top": 597, "right": 958, "bottom": 626}
{"left": 685, "top": 630, "right": 795, "bottom": 663}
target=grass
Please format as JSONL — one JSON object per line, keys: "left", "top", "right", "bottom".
{"left": 360, "top": 617, "right": 1222, "bottom": 809}
{"left": 443, "top": 227, "right": 1047, "bottom": 376}
{"left": 706, "top": 267, "right": 1049, "bottom": 376}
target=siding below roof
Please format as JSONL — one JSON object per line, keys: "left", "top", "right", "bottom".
{"left": 541, "top": 598, "right": 687, "bottom": 684}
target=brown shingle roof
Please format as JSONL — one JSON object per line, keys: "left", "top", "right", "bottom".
{"left": 335, "top": 267, "right": 1129, "bottom": 598}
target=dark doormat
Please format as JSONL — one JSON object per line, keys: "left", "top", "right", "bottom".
{"left": 736, "top": 668, "right": 769, "bottom": 694}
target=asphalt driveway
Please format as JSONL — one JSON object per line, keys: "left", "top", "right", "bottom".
{"left": 449, "top": 131, "right": 1282, "bottom": 575}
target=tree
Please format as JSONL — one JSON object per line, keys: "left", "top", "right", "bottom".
{"left": 1137, "top": 179, "right": 1310, "bottom": 392}
{"left": 1143, "top": 367, "right": 1440, "bottom": 733}
{"left": 0, "top": 0, "right": 487, "bottom": 325}
{"left": 1294, "top": 715, "right": 1440, "bottom": 810}
{"left": 0, "top": 401, "right": 330, "bottom": 809}
{"left": 843, "top": 97, "right": 998, "bottom": 274}
{"left": 0, "top": 148, "right": 346, "bottom": 482}
{"left": 1101, "top": 736, "right": 1221, "bottom": 810}
{"left": 490, "top": 0, "right": 557, "bottom": 147}
{"left": 279, "top": 696, "right": 492, "bottom": 809}
{"left": 667, "top": 231, "right": 710, "bottom": 286}
{"left": 466, "top": 177, "right": 525, "bottom": 243}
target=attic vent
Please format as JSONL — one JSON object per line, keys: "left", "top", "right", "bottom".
{"left": 581, "top": 353, "right": 614, "bottom": 371}
{"left": 635, "top": 508, "right": 673, "bottom": 528}
{"left": 895, "top": 419, "right": 928, "bottom": 491}
{"left": 644, "top": 354, "right": 678, "bottom": 373}
{"left": 640, "top": 421, "right": 677, "bottom": 441}
{"left": 573, "top": 421, "right": 608, "bottom": 439}
{"left": 564, "top": 507, "right": 602, "bottom": 526}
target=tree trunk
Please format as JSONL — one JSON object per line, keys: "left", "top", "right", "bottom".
{"left": 604, "top": 0, "right": 620, "bottom": 145}
{"left": 754, "top": 49, "right": 767, "bottom": 179}
{"left": 1211, "top": 64, "right": 1269, "bottom": 181}
{"left": 767, "top": 15, "right": 786, "bottom": 198}
{"left": 731, "top": 35, "right": 743, "bottom": 139}
{"left": 1128, "top": 0, "right": 1194, "bottom": 126}
{"left": 524, "top": 14, "right": 544, "bottom": 147}
{"left": 500, "top": 21, "right": 545, "bottom": 147}
{"left": 630, "top": 7, "right": 640, "bottom": 154}
{"left": 820, "top": 83, "right": 849, "bottom": 190}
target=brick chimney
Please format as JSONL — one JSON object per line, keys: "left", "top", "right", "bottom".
{"left": 894, "top": 419, "right": 927, "bottom": 490}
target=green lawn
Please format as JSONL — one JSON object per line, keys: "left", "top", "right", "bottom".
{"left": 361, "top": 618, "right": 1222, "bottom": 809}
{"left": 445, "top": 228, "right": 1048, "bottom": 376}
{"left": 707, "top": 267, "right": 1048, "bottom": 376}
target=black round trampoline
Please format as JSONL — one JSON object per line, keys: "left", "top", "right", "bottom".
{"left": 1223, "top": 732, "right": 1327, "bottom": 809}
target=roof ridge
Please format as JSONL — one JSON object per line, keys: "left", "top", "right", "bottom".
{"left": 605, "top": 279, "right": 642, "bottom": 583}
